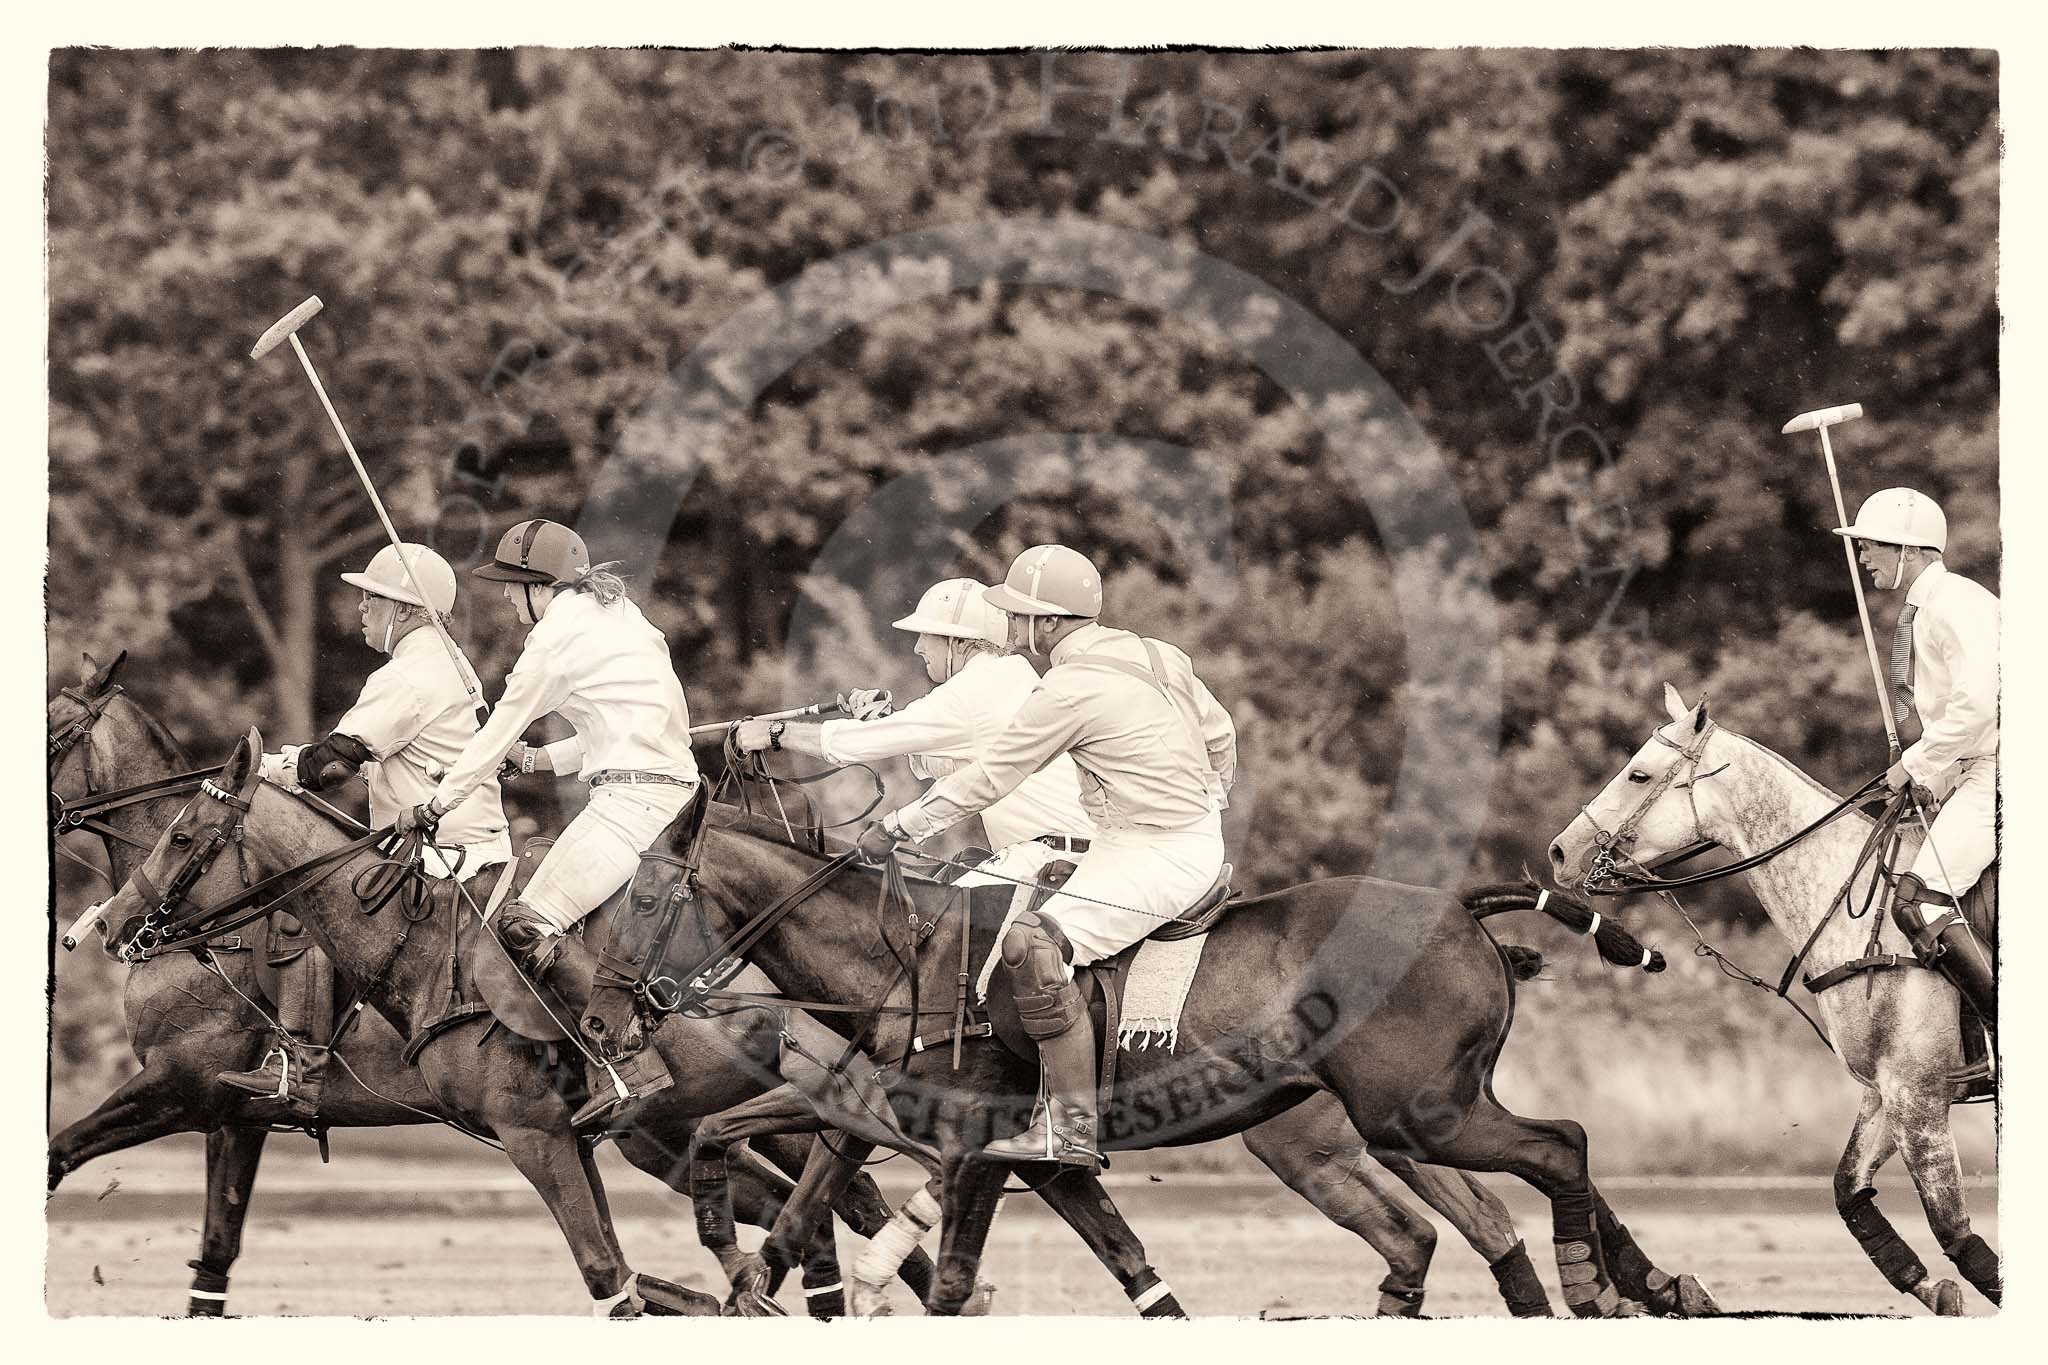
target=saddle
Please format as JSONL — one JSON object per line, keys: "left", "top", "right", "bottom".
{"left": 455, "top": 837, "right": 578, "bottom": 1045}
{"left": 979, "top": 861, "right": 1238, "bottom": 1122}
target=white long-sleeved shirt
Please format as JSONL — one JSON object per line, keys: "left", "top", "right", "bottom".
{"left": 435, "top": 590, "right": 699, "bottom": 810}
{"left": 816, "top": 651, "right": 1094, "bottom": 849}
{"left": 895, "top": 622, "right": 1237, "bottom": 841}
{"left": 264, "top": 628, "right": 511, "bottom": 873}
{"left": 1899, "top": 560, "right": 2000, "bottom": 785}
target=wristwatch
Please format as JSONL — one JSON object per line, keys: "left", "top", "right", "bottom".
{"left": 768, "top": 721, "right": 787, "bottom": 752}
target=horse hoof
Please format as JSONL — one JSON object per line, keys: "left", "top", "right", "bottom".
{"left": 1926, "top": 1279, "right": 1965, "bottom": 1316}
{"left": 725, "top": 1289, "right": 788, "bottom": 1318}
{"left": 1671, "top": 1274, "right": 1721, "bottom": 1317}
{"left": 847, "top": 1278, "right": 892, "bottom": 1317}
{"left": 960, "top": 1281, "right": 997, "bottom": 1317}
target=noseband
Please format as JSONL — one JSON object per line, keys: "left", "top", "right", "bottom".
{"left": 1579, "top": 719, "right": 1728, "bottom": 891}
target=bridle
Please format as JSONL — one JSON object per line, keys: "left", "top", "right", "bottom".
{"left": 1575, "top": 713, "right": 1903, "bottom": 1050}
{"left": 115, "top": 765, "right": 414, "bottom": 966}
{"left": 1578, "top": 717, "right": 1729, "bottom": 893}
{"left": 49, "top": 685, "right": 223, "bottom": 889}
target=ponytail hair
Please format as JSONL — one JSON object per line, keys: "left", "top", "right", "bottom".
{"left": 563, "top": 561, "right": 630, "bottom": 606}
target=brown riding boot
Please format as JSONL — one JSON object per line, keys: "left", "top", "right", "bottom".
{"left": 985, "top": 1021, "right": 1102, "bottom": 1170}
{"left": 218, "top": 944, "right": 333, "bottom": 1123}
{"left": 1893, "top": 878, "right": 1998, "bottom": 1035}
{"left": 499, "top": 908, "right": 675, "bottom": 1129}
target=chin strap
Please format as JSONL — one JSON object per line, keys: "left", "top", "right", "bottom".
{"left": 1891, "top": 553, "right": 1905, "bottom": 591}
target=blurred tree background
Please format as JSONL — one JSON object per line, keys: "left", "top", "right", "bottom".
{"left": 46, "top": 50, "right": 1999, "bottom": 1167}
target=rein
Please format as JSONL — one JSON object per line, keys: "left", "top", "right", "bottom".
{"left": 1578, "top": 711, "right": 1915, "bottom": 1052}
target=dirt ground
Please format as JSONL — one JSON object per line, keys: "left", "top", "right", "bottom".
{"left": 46, "top": 1165, "right": 1998, "bottom": 1319}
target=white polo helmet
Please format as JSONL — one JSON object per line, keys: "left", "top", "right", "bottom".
{"left": 892, "top": 578, "right": 1006, "bottom": 645}
{"left": 1833, "top": 487, "right": 1947, "bottom": 553}
{"left": 340, "top": 543, "right": 457, "bottom": 616}
{"left": 983, "top": 545, "right": 1103, "bottom": 618}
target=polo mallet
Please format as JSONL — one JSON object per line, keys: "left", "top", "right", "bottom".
{"left": 1783, "top": 402, "right": 1898, "bottom": 761}
{"left": 688, "top": 701, "right": 838, "bottom": 741}
{"left": 61, "top": 901, "right": 107, "bottom": 952}
{"left": 251, "top": 297, "right": 487, "bottom": 716}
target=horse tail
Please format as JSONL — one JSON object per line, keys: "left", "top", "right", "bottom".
{"left": 1461, "top": 880, "right": 1667, "bottom": 974}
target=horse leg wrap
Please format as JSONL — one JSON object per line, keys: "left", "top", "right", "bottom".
{"left": 591, "top": 1271, "right": 643, "bottom": 1318}
{"left": 853, "top": 1186, "right": 939, "bottom": 1293}
{"left": 186, "top": 1259, "right": 230, "bottom": 1317}
{"left": 1001, "top": 911, "right": 1083, "bottom": 1039}
{"left": 1376, "top": 1275, "right": 1427, "bottom": 1317}
{"left": 801, "top": 1252, "right": 846, "bottom": 1319}
{"left": 1552, "top": 1191, "right": 1617, "bottom": 1319}
{"left": 1942, "top": 1232, "right": 2001, "bottom": 1305}
{"left": 690, "top": 1157, "right": 737, "bottom": 1252}
{"left": 1593, "top": 1193, "right": 1670, "bottom": 1307}
{"left": 1126, "top": 1268, "right": 1185, "bottom": 1318}
{"left": 1839, "top": 1187, "right": 1927, "bottom": 1293}
{"left": 1487, "top": 1240, "right": 1554, "bottom": 1318}
{"left": 1554, "top": 1238, "right": 1618, "bottom": 1316}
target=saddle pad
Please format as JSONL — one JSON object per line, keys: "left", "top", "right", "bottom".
{"left": 973, "top": 888, "right": 1210, "bottom": 1054}
{"left": 1116, "top": 934, "right": 1208, "bottom": 1051}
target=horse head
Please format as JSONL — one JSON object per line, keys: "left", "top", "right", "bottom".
{"left": 98, "top": 728, "right": 265, "bottom": 962}
{"left": 1550, "top": 683, "right": 1731, "bottom": 889}
{"left": 49, "top": 650, "right": 134, "bottom": 794}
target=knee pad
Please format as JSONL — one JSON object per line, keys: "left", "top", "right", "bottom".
{"left": 1891, "top": 874, "right": 1956, "bottom": 942}
{"left": 999, "top": 911, "right": 1082, "bottom": 1039}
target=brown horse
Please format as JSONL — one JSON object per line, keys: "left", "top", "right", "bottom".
{"left": 56, "top": 700, "right": 912, "bottom": 1316}
{"left": 664, "top": 810, "right": 1716, "bottom": 1317}
{"left": 1551, "top": 686, "right": 2001, "bottom": 1314}
{"left": 683, "top": 877, "right": 1650, "bottom": 1318}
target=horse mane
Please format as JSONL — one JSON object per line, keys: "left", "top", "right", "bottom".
{"left": 1724, "top": 731, "right": 1874, "bottom": 831}
{"left": 114, "top": 691, "right": 192, "bottom": 768}
{"left": 706, "top": 800, "right": 842, "bottom": 857}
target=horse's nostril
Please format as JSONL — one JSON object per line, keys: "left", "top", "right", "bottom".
{"left": 1548, "top": 843, "right": 1565, "bottom": 870}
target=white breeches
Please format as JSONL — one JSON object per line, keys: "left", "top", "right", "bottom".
{"left": 1909, "top": 754, "right": 1997, "bottom": 901}
{"left": 521, "top": 782, "right": 697, "bottom": 932}
{"left": 1037, "top": 810, "right": 1225, "bottom": 965}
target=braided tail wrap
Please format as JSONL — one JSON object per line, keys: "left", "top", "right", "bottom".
{"left": 1464, "top": 881, "right": 1667, "bottom": 972}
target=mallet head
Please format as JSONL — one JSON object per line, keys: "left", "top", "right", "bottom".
{"left": 250, "top": 296, "right": 324, "bottom": 360}
{"left": 1781, "top": 403, "right": 1864, "bottom": 435}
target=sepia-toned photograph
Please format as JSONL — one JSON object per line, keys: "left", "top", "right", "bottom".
{"left": 42, "top": 43, "right": 2003, "bottom": 1320}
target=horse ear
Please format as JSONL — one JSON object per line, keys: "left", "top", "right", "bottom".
{"left": 79, "top": 649, "right": 128, "bottom": 695}
{"left": 1662, "top": 682, "right": 1689, "bottom": 725}
{"left": 223, "top": 728, "right": 262, "bottom": 787}
{"left": 1694, "top": 694, "right": 1710, "bottom": 732}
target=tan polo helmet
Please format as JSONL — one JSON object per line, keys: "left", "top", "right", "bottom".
{"left": 892, "top": 578, "right": 1007, "bottom": 645}
{"left": 340, "top": 543, "right": 457, "bottom": 615}
{"left": 983, "top": 545, "right": 1103, "bottom": 618}
{"left": 1832, "top": 488, "right": 1947, "bottom": 552}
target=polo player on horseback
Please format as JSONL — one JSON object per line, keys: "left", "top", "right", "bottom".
{"left": 858, "top": 546, "right": 1237, "bottom": 1170}
{"left": 395, "top": 519, "right": 699, "bottom": 1127}
{"left": 732, "top": 575, "right": 1096, "bottom": 896}
{"left": 1833, "top": 488, "right": 1998, "bottom": 1032}
{"left": 220, "top": 543, "right": 512, "bottom": 1120}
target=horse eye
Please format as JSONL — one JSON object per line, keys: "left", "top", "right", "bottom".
{"left": 170, "top": 832, "right": 193, "bottom": 848}
{"left": 1627, "top": 771, "right": 1650, "bottom": 784}
{"left": 635, "top": 895, "right": 656, "bottom": 910}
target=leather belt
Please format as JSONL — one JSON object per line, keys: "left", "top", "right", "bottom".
{"left": 589, "top": 769, "right": 697, "bottom": 790}
{"left": 1035, "top": 834, "right": 1091, "bottom": 854}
